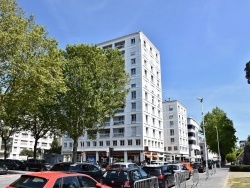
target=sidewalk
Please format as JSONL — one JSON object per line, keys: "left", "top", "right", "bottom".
{"left": 185, "top": 166, "right": 229, "bottom": 188}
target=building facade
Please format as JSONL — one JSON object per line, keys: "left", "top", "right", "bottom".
{"left": 187, "top": 117, "right": 201, "bottom": 162}
{"left": 61, "top": 31, "right": 164, "bottom": 163}
{"left": 0, "top": 132, "right": 53, "bottom": 160}
{"left": 162, "top": 100, "right": 189, "bottom": 162}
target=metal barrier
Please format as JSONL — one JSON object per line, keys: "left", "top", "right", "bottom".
{"left": 191, "top": 169, "right": 199, "bottom": 188}
{"left": 174, "top": 172, "right": 187, "bottom": 188}
{"left": 133, "top": 177, "right": 159, "bottom": 188}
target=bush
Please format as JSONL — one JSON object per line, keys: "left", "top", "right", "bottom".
{"left": 230, "top": 165, "right": 250, "bottom": 172}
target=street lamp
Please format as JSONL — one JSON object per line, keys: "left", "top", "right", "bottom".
{"left": 197, "top": 97, "right": 209, "bottom": 177}
{"left": 215, "top": 126, "right": 221, "bottom": 168}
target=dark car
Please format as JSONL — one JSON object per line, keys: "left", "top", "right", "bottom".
{"left": 26, "top": 159, "right": 51, "bottom": 171}
{"left": 69, "top": 162, "right": 104, "bottom": 181}
{"left": 0, "top": 159, "right": 22, "bottom": 170}
{"left": 50, "top": 162, "right": 73, "bottom": 172}
{"left": 0, "top": 163, "right": 8, "bottom": 174}
{"left": 142, "top": 165, "right": 175, "bottom": 188}
{"left": 101, "top": 168, "right": 149, "bottom": 188}
{"left": 11, "top": 160, "right": 26, "bottom": 170}
{"left": 203, "top": 160, "right": 214, "bottom": 170}
{"left": 192, "top": 162, "right": 205, "bottom": 173}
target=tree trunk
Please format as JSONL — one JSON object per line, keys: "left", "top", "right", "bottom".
{"left": 3, "top": 138, "right": 8, "bottom": 159}
{"left": 33, "top": 138, "right": 38, "bottom": 159}
{"left": 72, "top": 136, "right": 79, "bottom": 163}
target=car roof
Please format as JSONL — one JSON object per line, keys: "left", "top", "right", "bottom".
{"left": 21, "top": 171, "right": 92, "bottom": 178}
{"left": 107, "top": 167, "right": 138, "bottom": 171}
{"left": 143, "top": 164, "right": 167, "bottom": 167}
{"left": 112, "top": 162, "right": 136, "bottom": 165}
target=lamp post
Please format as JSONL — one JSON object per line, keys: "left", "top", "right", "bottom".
{"left": 197, "top": 97, "right": 209, "bottom": 177}
{"left": 215, "top": 126, "right": 221, "bottom": 168}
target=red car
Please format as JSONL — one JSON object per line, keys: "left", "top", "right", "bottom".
{"left": 6, "top": 171, "right": 111, "bottom": 188}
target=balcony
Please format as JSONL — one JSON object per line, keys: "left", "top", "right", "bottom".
{"left": 99, "top": 133, "right": 110, "bottom": 138}
{"left": 103, "top": 122, "right": 110, "bottom": 126}
{"left": 113, "top": 133, "right": 124, "bottom": 137}
{"left": 115, "top": 41, "right": 125, "bottom": 49}
{"left": 113, "top": 120, "right": 124, "bottom": 125}
{"left": 115, "top": 109, "right": 124, "bottom": 113}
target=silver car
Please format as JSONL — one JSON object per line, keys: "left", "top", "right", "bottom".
{"left": 167, "top": 163, "right": 191, "bottom": 180}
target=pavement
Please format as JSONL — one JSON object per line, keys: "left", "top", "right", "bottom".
{"left": 184, "top": 166, "right": 230, "bottom": 188}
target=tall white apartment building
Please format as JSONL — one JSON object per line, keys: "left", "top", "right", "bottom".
{"left": 0, "top": 132, "right": 53, "bottom": 160}
{"left": 187, "top": 117, "right": 201, "bottom": 162}
{"left": 162, "top": 100, "right": 189, "bottom": 161}
{"left": 61, "top": 31, "right": 164, "bottom": 163}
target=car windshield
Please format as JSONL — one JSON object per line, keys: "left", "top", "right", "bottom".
{"left": 9, "top": 175, "right": 47, "bottom": 188}
{"left": 142, "top": 167, "right": 161, "bottom": 175}
{"left": 103, "top": 170, "right": 128, "bottom": 180}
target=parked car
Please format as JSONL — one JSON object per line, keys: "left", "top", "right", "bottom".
{"left": 6, "top": 171, "right": 111, "bottom": 188}
{"left": 106, "top": 162, "right": 140, "bottom": 171}
{"left": 0, "top": 159, "right": 19, "bottom": 170}
{"left": 11, "top": 160, "right": 26, "bottom": 170}
{"left": 50, "top": 162, "right": 73, "bottom": 172}
{"left": 69, "top": 162, "right": 104, "bottom": 181}
{"left": 203, "top": 159, "right": 215, "bottom": 169}
{"left": 101, "top": 168, "right": 149, "bottom": 188}
{"left": 167, "top": 163, "right": 191, "bottom": 180}
{"left": 25, "top": 159, "right": 51, "bottom": 171}
{"left": 192, "top": 162, "right": 205, "bottom": 173}
{"left": 142, "top": 164, "right": 175, "bottom": 188}
{"left": 0, "top": 163, "right": 8, "bottom": 175}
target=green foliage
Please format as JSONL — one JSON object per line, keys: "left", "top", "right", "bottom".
{"left": 19, "top": 148, "right": 34, "bottom": 157}
{"left": 57, "top": 44, "right": 130, "bottom": 162}
{"left": 226, "top": 153, "right": 237, "bottom": 163}
{"left": 234, "top": 147, "right": 244, "bottom": 158}
{"left": 49, "top": 138, "right": 62, "bottom": 154}
{"left": 201, "top": 107, "right": 238, "bottom": 163}
{"left": 230, "top": 165, "right": 250, "bottom": 172}
{"left": 0, "top": 0, "right": 66, "bottom": 159}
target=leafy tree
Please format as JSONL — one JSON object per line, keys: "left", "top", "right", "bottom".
{"left": 0, "top": 0, "right": 66, "bottom": 159}
{"left": 202, "top": 107, "right": 237, "bottom": 165}
{"left": 57, "top": 45, "right": 129, "bottom": 162}
{"left": 20, "top": 148, "right": 34, "bottom": 158}
{"left": 49, "top": 137, "right": 62, "bottom": 154}
{"left": 226, "top": 153, "right": 237, "bottom": 164}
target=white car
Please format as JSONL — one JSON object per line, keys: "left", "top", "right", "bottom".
{"left": 109, "top": 162, "right": 140, "bottom": 169}
{"left": 167, "top": 163, "right": 191, "bottom": 179}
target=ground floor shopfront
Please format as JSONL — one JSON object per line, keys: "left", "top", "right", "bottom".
{"left": 62, "top": 150, "right": 165, "bottom": 164}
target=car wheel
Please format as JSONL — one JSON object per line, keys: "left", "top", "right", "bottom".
{"left": 26, "top": 166, "right": 29, "bottom": 171}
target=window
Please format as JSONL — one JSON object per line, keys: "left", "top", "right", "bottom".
{"left": 169, "top": 105, "right": 173, "bottom": 111}
{"left": 145, "top": 92, "right": 148, "bottom": 100}
{"left": 131, "top": 38, "right": 135, "bottom": 44}
{"left": 131, "top": 58, "right": 136, "bottom": 64}
{"left": 152, "top": 118, "right": 155, "bottom": 125}
{"left": 131, "top": 114, "right": 136, "bottom": 123}
{"left": 170, "top": 121, "right": 174, "bottom": 126}
{"left": 87, "top": 142, "right": 90, "bottom": 146}
{"left": 131, "top": 83, "right": 136, "bottom": 88}
{"left": 145, "top": 103, "right": 148, "bottom": 111}
{"left": 113, "top": 140, "right": 117, "bottom": 146}
{"left": 144, "top": 41, "right": 146, "bottom": 47}
{"left": 99, "top": 141, "right": 103, "bottom": 146}
{"left": 128, "top": 140, "right": 132, "bottom": 145}
{"left": 144, "top": 70, "right": 147, "bottom": 77}
{"left": 152, "top": 107, "right": 155, "bottom": 114}
{"left": 120, "top": 140, "right": 125, "bottom": 146}
{"left": 132, "top": 102, "right": 136, "bottom": 110}
{"left": 145, "top": 115, "right": 148, "bottom": 123}
{"left": 174, "top": 146, "right": 178, "bottom": 150}
{"left": 106, "top": 141, "right": 110, "bottom": 146}
{"left": 146, "top": 127, "right": 148, "bottom": 135}
{"left": 170, "top": 129, "right": 174, "bottom": 136}
{"left": 168, "top": 147, "right": 172, "bottom": 151}
{"left": 136, "top": 139, "right": 141, "bottom": 145}
{"left": 169, "top": 114, "right": 174, "bottom": 119}
{"left": 171, "top": 138, "right": 175, "bottom": 143}
{"left": 93, "top": 141, "right": 96, "bottom": 146}
{"left": 69, "top": 142, "right": 73, "bottom": 148}
{"left": 63, "top": 143, "right": 67, "bottom": 148}
{"left": 131, "top": 91, "right": 136, "bottom": 99}
{"left": 151, "top": 75, "right": 154, "bottom": 83}
{"left": 131, "top": 68, "right": 136, "bottom": 75}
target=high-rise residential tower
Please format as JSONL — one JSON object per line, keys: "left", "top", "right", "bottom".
{"left": 61, "top": 31, "right": 164, "bottom": 163}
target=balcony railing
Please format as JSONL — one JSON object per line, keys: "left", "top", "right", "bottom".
{"left": 113, "top": 133, "right": 124, "bottom": 137}
{"left": 113, "top": 120, "right": 124, "bottom": 125}
{"left": 99, "top": 133, "right": 110, "bottom": 138}
{"left": 104, "top": 122, "right": 110, "bottom": 126}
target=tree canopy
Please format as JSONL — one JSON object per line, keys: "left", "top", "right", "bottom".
{"left": 57, "top": 44, "right": 130, "bottom": 162}
{"left": 202, "top": 107, "right": 238, "bottom": 164}
{"left": 0, "top": 0, "right": 65, "bottom": 159}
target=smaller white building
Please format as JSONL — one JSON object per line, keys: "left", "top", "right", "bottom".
{"left": 199, "top": 140, "right": 218, "bottom": 161}
{"left": 0, "top": 132, "right": 53, "bottom": 160}
{"left": 187, "top": 117, "right": 201, "bottom": 162}
{"left": 162, "top": 100, "right": 189, "bottom": 161}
